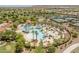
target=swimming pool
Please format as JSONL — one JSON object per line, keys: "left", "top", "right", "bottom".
{"left": 21, "top": 24, "right": 45, "bottom": 40}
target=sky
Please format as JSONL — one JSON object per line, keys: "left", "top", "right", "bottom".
{"left": 0, "top": 0, "right": 78, "bottom": 5}
{"left": 0, "top": 5, "right": 32, "bottom": 7}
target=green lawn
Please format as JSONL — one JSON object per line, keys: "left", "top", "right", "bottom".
{"left": 0, "top": 42, "right": 15, "bottom": 53}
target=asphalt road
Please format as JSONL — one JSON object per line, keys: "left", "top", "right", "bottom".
{"left": 63, "top": 43, "right": 79, "bottom": 53}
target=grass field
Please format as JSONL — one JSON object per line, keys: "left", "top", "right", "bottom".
{"left": 0, "top": 42, "right": 15, "bottom": 53}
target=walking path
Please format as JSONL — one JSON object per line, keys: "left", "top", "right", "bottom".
{"left": 63, "top": 43, "right": 79, "bottom": 53}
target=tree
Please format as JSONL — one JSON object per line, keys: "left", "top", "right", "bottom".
{"left": 34, "top": 41, "right": 44, "bottom": 53}
{"left": 46, "top": 45, "right": 56, "bottom": 53}
{"left": 0, "top": 30, "right": 16, "bottom": 42}
{"left": 35, "top": 31, "right": 38, "bottom": 40}
{"left": 72, "top": 32, "right": 78, "bottom": 38}
{"left": 25, "top": 42, "right": 30, "bottom": 48}
{"left": 15, "top": 34, "right": 25, "bottom": 53}
{"left": 32, "top": 30, "right": 35, "bottom": 40}
{"left": 15, "top": 43, "right": 23, "bottom": 53}
{"left": 16, "top": 34, "right": 25, "bottom": 47}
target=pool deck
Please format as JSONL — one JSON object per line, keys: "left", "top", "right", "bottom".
{"left": 16, "top": 24, "right": 70, "bottom": 48}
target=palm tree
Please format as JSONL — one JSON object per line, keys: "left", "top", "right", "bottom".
{"left": 32, "top": 30, "right": 35, "bottom": 40}
{"left": 35, "top": 31, "right": 38, "bottom": 40}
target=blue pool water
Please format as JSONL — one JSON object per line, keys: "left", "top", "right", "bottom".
{"left": 21, "top": 24, "right": 45, "bottom": 40}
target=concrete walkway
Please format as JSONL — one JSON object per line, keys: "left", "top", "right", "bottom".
{"left": 63, "top": 43, "right": 79, "bottom": 53}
